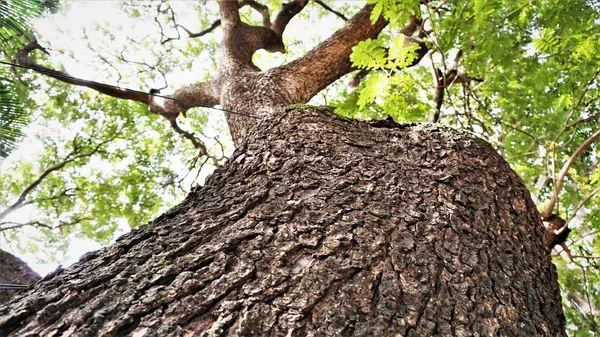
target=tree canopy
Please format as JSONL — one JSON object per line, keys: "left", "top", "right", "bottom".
{"left": 0, "top": 0, "right": 59, "bottom": 157}
{"left": 1, "top": 0, "right": 599, "bottom": 333}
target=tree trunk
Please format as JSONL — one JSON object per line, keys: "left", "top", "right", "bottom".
{"left": 0, "top": 107, "right": 565, "bottom": 336}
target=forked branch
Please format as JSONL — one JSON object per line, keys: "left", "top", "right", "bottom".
{"left": 241, "top": 0, "right": 271, "bottom": 26}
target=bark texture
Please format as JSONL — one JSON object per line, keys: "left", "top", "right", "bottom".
{"left": 0, "top": 249, "right": 40, "bottom": 305}
{"left": 0, "top": 107, "right": 565, "bottom": 336}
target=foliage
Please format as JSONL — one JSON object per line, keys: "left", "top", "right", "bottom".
{"left": 0, "top": 0, "right": 59, "bottom": 157}
{"left": 343, "top": 0, "right": 600, "bottom": 333}
{"left": 1, "top": 0, "right": 600, "bottom": 333}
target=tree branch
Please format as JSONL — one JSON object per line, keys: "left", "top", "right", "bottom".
{"left": 218, "top": 0, "right": 241, "bottom": 27}
{"left": 0, "top": 135, "right": 115, "bottom": 221}
{"left": 276, "top": 4, "right": 387, "bottom": 103}
{"left": 0, "top": 220, "right": 52, "bottom": 231}
{"left": 148, "top": 82, "right": 221, "bottom": 119}
{"left": 271, "top": 0, "right": 309, "bottom": 36}
{"left": 241, "top": 0, "right": 271, "bottom": 26}
{"left": 174, "top": 0, "right": 276, "bottom": 44}
{"left": 168, "top": 120, "right": 216, "bottom": 166}
{"left": 541, "top": 129, "right": 600, "bottom": 218}
{"left": 314, "top": 0, "right": 348, "bottom": 21}
{"left": 217, "top": 0, "right": 309, "bottom": 68}
{"left": 177, "top": 19, "right": 221, "bottom": 38}
{"left": 565, "top": 186, "right": 600, "bottom": 227}
{"left": 16, "top": 40, "right": 149, "bottom": 105}
{"left": 17, "top": 40, "right": 220, "bottom": 150}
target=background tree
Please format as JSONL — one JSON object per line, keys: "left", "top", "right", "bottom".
{"left": 0, "top": 0, "right": 599, "bottom": 334}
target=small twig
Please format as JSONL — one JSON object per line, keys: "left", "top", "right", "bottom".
{"left": 560, "top": 67, "right": 600, "bottom": 135}
{"left": 168, "top": 120, "right": 217, "bottom": 166}
{"left": 0, "top": 135, "right": 116, "bottom": 221}
{"left": 565, "top": 186, "right": 600, "bottom": 226}
{"left": 569, "top": 229, "right": 600, "bottom": 248}
{"left": 572, "top": 255, "right": 600, "bottom": 260}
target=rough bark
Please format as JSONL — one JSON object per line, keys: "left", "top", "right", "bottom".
{"left": 0, "top": 249, "right": 40, "bottom": 305}
{"left": 0, "top": 107, "right": 565, "bottom": 336}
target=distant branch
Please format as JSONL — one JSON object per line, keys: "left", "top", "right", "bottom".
{"left": 314, "top": 0, "right": 348, "bottom": 21}
{"left": 0, "top": 135, "right": 115, "bottom": 221}
{"left": 271, "top": 0, "right": 309, "bottom": 36}
{"left": 565, "top": 186, "right": 600, "bottom": 226}
{"left": 155, "top": 1, "right": 181, "bottom": 44}
{"left": 241, "top": 0, "right": 271, "bottom": 26}
{"left": 0, "top": 216, "right": 92, "bottom": 232}
{"left": 541, "top": 129, "right": 600, "bottom": 218}
{"left": 0, "top": 221, "right": 52, "bottom": 231}
{"left": 16, "top": 40, "right": 149, "bottom": 104}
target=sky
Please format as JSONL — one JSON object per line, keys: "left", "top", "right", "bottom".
{"left": 3, "top": 0, "right": 204, "bottom": 275}
{"left": 2, "top": 0, "right": 351, "bottom": 275}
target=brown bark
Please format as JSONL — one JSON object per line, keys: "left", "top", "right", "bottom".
{"left": 0, "top": 107, "right": 565, "bottom": 336}
{"left": 0, "top": 250, "right": 40, "bottom": 305}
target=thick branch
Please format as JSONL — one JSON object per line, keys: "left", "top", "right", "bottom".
{"left": 148, "top": 82, "right": 221, "bottom": 119}
{"left": 541, "top": 129, "right": 600, "bottom": 218}
{"left": 218, "top": 0, "right": 241, "bottom": 27}
{"left": 217, "top": 0, "right": 309, "bottom": 69}
{"left": 16, "top": 40, "right": 149, "bottom": 105}
{"left": 276, "top": 4, "right": 387, "bottom": 103}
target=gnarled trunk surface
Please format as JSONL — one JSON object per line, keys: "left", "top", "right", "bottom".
{"left": 0, "top": 107, "right": 564, "bottom": 336}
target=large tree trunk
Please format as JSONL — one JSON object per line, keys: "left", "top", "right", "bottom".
{"left": 0, "top": 107, "right": 565, "bottom": 336}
